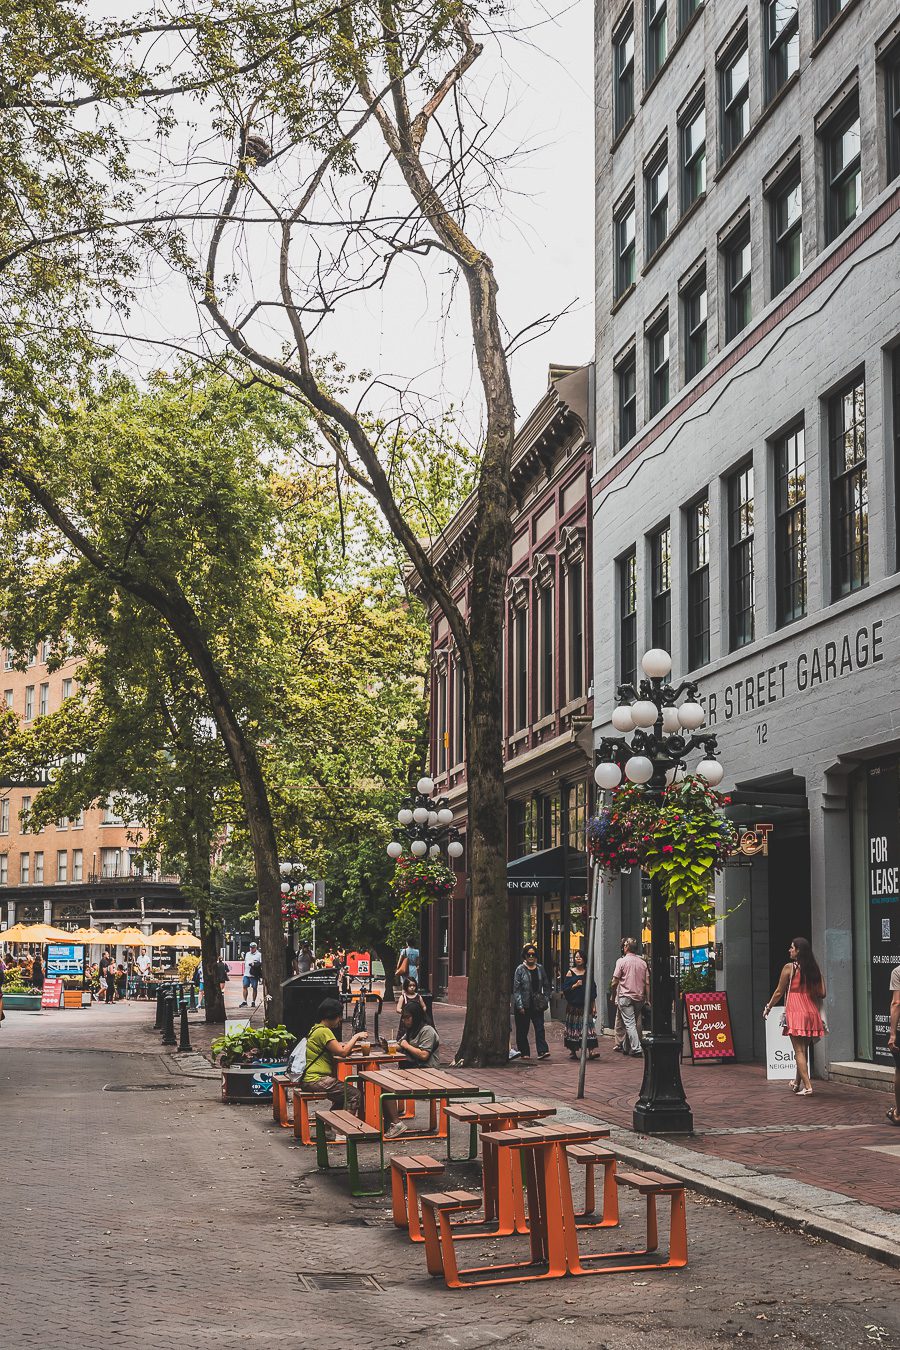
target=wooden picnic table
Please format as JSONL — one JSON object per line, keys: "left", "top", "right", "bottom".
{"left": 355, "top": 1066, "right": 494, "bottom": 1136}
{"left": 481, "top": 1119, "right": 608, "bottom": 1238}
{"left": 443, "top": 1098, "right": 557, "bottom": 1163}
{"left": 336, "top": 1049, "right": 402, "bottom": 1083}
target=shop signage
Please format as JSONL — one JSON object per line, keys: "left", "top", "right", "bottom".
{"left": 728, "top": 823, "right": 773, "bottom": 858}
{"left": 705, "top": 620, "right": 884, "bottom": 726}
{"left": 506, "top": 875, "right": 587, "bottom": 895}
{"left": 346, "top": 951, "right": 371, "bottom": 977}
{"left": 46, "top": 943, "right": 84, "bottom": 977}
{"left": 683, "top": 991, "right": 735, "bottom": 1060}
{"left": 865, "top": 762, "right": 900, "bottom": 1063}
{"left": 40, "top": 978, "right": 64, "bottom": 1009}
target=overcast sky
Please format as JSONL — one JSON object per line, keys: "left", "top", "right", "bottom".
{"left": 96, "top": 0, "right": 595, "bottom": 438}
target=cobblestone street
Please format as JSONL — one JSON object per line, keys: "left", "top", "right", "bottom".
{"left": 3, "top": 1002, "right": 899, "bottom": 1350}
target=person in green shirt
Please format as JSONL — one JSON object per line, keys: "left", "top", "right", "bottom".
{"left": 302, "top": 998, "right": 368, "bottom": 1114}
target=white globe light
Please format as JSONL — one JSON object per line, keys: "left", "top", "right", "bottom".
{"left": 594, "top": 761, "right": 623, "bottom": 790}
{"left": 280, "top": 881, "right": 290, "bottom": 894}
{"left": 279, "top": 862, "right": 292, "bottom": 876}
{"left": 410, "top": 839, "right": 428, "bottom": 856}
{"left": 447, "top": 840, "right": 464, "bottom": 858}
{"left": 398, "top": 808, "right": 413, "bottom": 826}
{"left": 417, "top": 776, "right": 435, "bottom": 796}
{"left": 624, "top": 755, "right": 654, "bottom": 784}
{"left": 642, "top": 648, "right": 672, "bottom": 679}
{"left": 386, "top": 840, "right": 403, "bottom": 859}
{"left": 678, "top": 701, "right": 705, "bottom": 730}
{"left": 697, "top": 758, "right": 725, "bottom": 786}
{"left": 412, "top": 806, "right": 429, "bottom": 825}
{"left": 428, "top": 811, "right": 439, "bottom": 827}
{"left": 611, "top": 704, "right": 634, "bottom": 732}
{"left": 631, "top": 699, "right": 659, "bottom": 728}
{"left": 661, "top": 706, "right": 681, "bottom": 734}
{"left": 429, "top": 844, "right": 441, "bottom": 858}
{"left": 437, "top": 808, "right": 453, "bottom": 826}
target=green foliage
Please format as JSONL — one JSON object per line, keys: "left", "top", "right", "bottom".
{"left": 210, "top": 1024, "right": 294, "bottom": 1066}
{"left": 387, "top": 855, "right": 455, "bottom": 948}
{"left": 678, "top": 964, "right": 715, "bottom": 994}
{"left": 643, "top": 778, "right": 737, "bottom": 922}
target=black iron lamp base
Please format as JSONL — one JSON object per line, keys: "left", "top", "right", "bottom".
{"left": 632, "top": 1032, "right": 694, "bottom": 1135}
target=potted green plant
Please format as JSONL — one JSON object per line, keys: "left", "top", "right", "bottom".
{"left": 2, "top": 975, "right": 43, "bottom": 1011}
{"left": 211, "top": 1025, "right": 294, "bottom": 1103}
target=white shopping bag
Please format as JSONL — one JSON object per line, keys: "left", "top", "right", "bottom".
{"left": 765, "top": 1007, "right": 797, "bottom": 1080}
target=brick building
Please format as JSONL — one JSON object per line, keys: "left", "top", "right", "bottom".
{"left": 417, "top": 365, "right": 595, "bottom": 1009}
{"left": 592, "top": 0, "right": 900, "bottom": 1078}
{"left": 0, "top": 643, "right": 189, "bottom": 935}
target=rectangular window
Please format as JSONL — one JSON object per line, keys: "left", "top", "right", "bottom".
{"left": 538, "top": 586, "right": 554, "bottom": 717}
{"left": 71, "top": 810, "right": 84, "bottom": 829}
{"left": 613, "top": 11, "right": 635, "bottom": 136}
{"left": 61, "top": 677, "right": 73, "bottom": 700}
{"left": 720, "top": 36, "right": 750, "bottom": 160}
{"left": 567, "top": 560, "right": 585, "bottom": 701}
{"left": 885, "top": 44, "right": 900, "bottom": 184}
{"left": 728, "top": 463, "right": 755, "bottom": 649}
{"left": 0, "top": 855, "right": 7, "bottom": 885}
{"left": 0, "top": 799, "right": 8, "bottom": 834}
{"left": 101, "top": 846, "right": 121, "bottom": 878}
{"left": 617, "top": 351, "right": 637, "bottom": 447}
{"left": 683, "top": 271, "right": 708, "bottom": 379}
{"left": 723, "top": 219, "right": 752, "bottom": 341}
{"left": 3, "top": 650, "right": 12, "bottom": 671}
{"left": 40, "top": 639, "right": 50, "bottom": 663}
{"left": 24, "top": 685, "right": 34, "bottom": 721}
{"left": 645, "top": 146, "right": 669, "bottom": 256}
{"left": 57, "top": 850, "right": 68, "bottom": 883}
{"left": 687, "top": 496, "right": 710, "bottom": 669}
{"left": 27, "top": 647, "right": 36, "bottom": 667}
{"left": 770, "top": 164, "right": 803, "bottom": 294}
{"left": 815, "top": 0, "right": 849, "bottom": 39}
{"left": 680, "top": 98, "right": 706, "bottom": 211}
{"left": 20, "top": 796, "right": 30, "bottom": 833}
{"left": 678, "top": 0, "right": 701, "bottom": 29}
{"left": 34, "top": 850, "right": 44, "bottom": 884}
{"left": 895, "top": 350, "right": 900, "bottom": 570}
{"left": 647, "top": 315, "right": 670, "bottom": 416}
{"left": 823, "top": 96, "right": 861, "bottom": 244}
{"left": 614, "top": 198, "right": 636, "bottom": 298}
{"left": 72, "top": 848, "right": 83, "bottom": 882}
{"left": 646, "top": 0, "right": 668, "bottom": 82}
{"left": 650, "top": 523, "right": 672, "bottom": 654}
{"left": 619, "top": 549, "right": 638, "bottom": 687}
{"left": 20, "top": 852, "right": 29, "bottom": 884}
{"left": 765, "top": 0, "right": 799, "bottom": 102}
{"left": 57, "top": 816, "right": 68, "bottom": 830}
{"left": 3, "top": 689, "right": 11, "bottom": 709}
{"left": 38, "top": 682, "right": 49, "bottom": 717}
{"left": 830, "top": 375, "right": 868, "bottom": 597}
{"left": 774, "top": 423, "right": 807, "bottom": 625}
{"left": 565, "top": 781, "right": 588, "bottom": 852}
{"left": 452, "top": 658, "right": 465, "bottom": 766}
{"left": 436, "top": 667, "right": 448, "bottom": 773}
{"left": 513, "top": 607, "right": 528, "bottom": 730}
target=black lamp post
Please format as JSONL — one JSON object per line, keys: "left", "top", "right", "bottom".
{"left": 594, "top": 647, "right": 724, "bottom": 1136}
{"left": 386, "top": 775, "right": 464, "bottom": 865}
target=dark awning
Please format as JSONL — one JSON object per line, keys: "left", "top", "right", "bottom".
{"left": 506, "top": 845, "right": 587, "bottom": 895}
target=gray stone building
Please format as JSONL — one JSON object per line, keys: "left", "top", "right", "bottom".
{"left": 592, "top": 0, "right": 900, "bottom": 1083}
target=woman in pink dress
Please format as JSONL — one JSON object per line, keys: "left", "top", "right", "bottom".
{"left": 764, "top": 938, "right": 826, "bottom": 1096}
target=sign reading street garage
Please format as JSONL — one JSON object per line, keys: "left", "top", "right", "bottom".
{"left": 704, "top": 620, "right": 884, "bottom": 726}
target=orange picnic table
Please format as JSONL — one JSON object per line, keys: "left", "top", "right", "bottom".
{"left": 354, "top": 1066, "right": 494, "bottom": 1138}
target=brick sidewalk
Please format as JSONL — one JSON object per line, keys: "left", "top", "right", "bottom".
{"left": 430, "top": 1002, "right": 900, "bottom": 1215}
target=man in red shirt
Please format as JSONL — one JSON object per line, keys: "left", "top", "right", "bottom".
{"left": 611, "top": 938, "right": 649, "bottom": 1057}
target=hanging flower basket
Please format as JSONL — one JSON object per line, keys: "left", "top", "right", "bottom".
{"left": 587, "top": 775, "right": 737, "bottom": 918}
{"left": 388, "top": 854, "right": 455, "bottom": 948}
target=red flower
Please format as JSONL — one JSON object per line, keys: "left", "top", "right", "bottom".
{"left": 662, "top": 844, "right": 674, "bottom": 854}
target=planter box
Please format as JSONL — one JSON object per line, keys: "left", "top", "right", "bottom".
{"left": 3, "top": 994, "right": 43, "bottom": 1011}
{"left": 221, "top": 1060, "right": 288, "bottom": 1104}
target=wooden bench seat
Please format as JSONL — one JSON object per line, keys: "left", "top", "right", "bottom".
{"left": 566, "top": 1142, "right": 619, "bottom": 1229}
{"left": 314, "top": 1109, "right": 384, "bottom": 1197}
{"left": 389, "top": 1154, "right": 446, "bottom": 1242}
{"left": 571, "top": 1168, "right": 687, "bottom": 1271}
{"left": 272, "top": 1073, "right": 295, "bottom": 1128}
{"left": 290, "top": 1085, "right": 332, "bottom": 1145}
{"left": 419, "top": 1191, "right": 484, "bottom": 1281}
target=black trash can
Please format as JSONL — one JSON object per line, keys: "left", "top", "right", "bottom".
{"left": 281, "top": 970, "right": 340, "bottom": 1043}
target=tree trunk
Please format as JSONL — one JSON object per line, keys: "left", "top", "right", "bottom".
{"left": 199, "top": 908, "right": 225, "bottom": 1024}
{"left": 374, "top": 940, "right": 397, "bottom": 1003}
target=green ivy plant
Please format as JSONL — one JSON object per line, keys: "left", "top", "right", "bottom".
{"left": 642, "top": 777, "right": 738, "bottom": 921}
{"left": 388, "top": 854, "right": 455, "bottom": 948}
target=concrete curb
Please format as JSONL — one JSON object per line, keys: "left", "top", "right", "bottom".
{"left": 551, "top": 1103, "right": 900, "bottom": 1269}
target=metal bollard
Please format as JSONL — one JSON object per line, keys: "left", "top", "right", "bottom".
{"left": 188, "top": 984, "right": 197, "bottom": 1012}
{"left": 161, "top": 992, "right": 177, "bottom": 1046}
{"left": 177, "top": 1004, "right": 192, "bottom": 1052}
{"left": 154, "top": 988, "right": 165, "bottom": 1030}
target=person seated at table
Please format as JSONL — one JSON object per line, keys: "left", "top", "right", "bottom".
{"left": 301, "top": 997, "right": 369, "bottom": 1118}
{"left": 396, "top": 1001, "right": 440, "bottom": 1068}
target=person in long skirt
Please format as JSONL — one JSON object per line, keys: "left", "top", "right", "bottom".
{"left": 764, "top": 937, "right": 826, "bottom": 1096}
{"left": 562, "top": 950, "right": 599, "bottom": 1060}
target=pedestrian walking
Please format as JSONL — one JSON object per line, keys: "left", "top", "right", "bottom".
{"left": 764, "top": 937, "right": 827, "bottom": 1096}
{"left": 888, "top": 961, "right": 900, "bottom": 1126}
{"left": 512, "top": 944, "right": 551, "bottom": 1060}
{"left": 105, "top": 962, "right": 116, "bottom": 1005}
{"left": 562, "top": 950, "right": 598, "bottom": 1060}
{"left": 395, "top": 939, "right": 420, "bottom": 985}
{"left": 396, "top": 975, "right": 426, "bottom": 1020}
{"left": 611, "top": 937, "right": 628, "bottom": 1052}
{"left": 610, "top": 938, "right": 649, "bottom": 1057}
{"left": 239, "top": 942, "right": 263, "bottom": 1008}
{"left": 215, "top": 956, "right": 230, "bottom": 996}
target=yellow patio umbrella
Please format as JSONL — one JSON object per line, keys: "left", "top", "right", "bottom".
{"left": 148, "top": 928, "right": 178, "bottom": 945}
{"left": 171, "top": 929, "right": 201, "bottom": 949}
{"left": 68, "top": 927, "right": 104, "bottom": 943}
{"left": 116, "top": 926, "right": 149, "bottom": 944}
{"left": 2, "top": 922, "right": 71, "bottom": 943}
{"left": 95, "top": 927, "right": 127, "bottom": 944}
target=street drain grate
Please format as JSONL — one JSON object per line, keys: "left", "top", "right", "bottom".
{"left": 296, "top": 1273, "right": 383, "bottom": 1293}
{"left": 103, "top": 1083, "right": 188, "bottom": 1092}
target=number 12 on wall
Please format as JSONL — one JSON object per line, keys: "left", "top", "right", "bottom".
{"left": 756, "top": 722, "right": 768, "bottom": 744}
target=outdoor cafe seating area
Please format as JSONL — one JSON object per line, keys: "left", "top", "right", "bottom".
{"left": 270, "top": 1053, "right": 689, "bottom": 1288}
